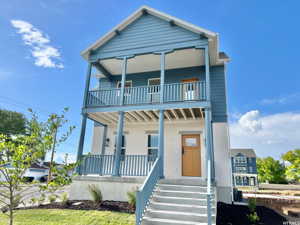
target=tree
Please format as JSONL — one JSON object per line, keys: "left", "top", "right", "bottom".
{"left": 256, "top": 157, "right": 287, "bottom": 184}
{"left": 0, "top": 110, "right": 77, "bottom": 225}
{"left": 282, "top": 149, "right": 300, "bottom": 183}
{"left": 0, "top": 109, "right": 26, "bottom": 136}
{"left": 0, "top": 112, "right": 52, "bottom": 225}
{"left": 45, "top": 108, "right": 75, "bottom": 183}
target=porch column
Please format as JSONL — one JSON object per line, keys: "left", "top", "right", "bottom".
{"left": 76, "top": 114, "right": 87, "bottom": 174}
{"left": 158, "top": 52, "right": 165, "bottom": 177}
{"left": 204, "top": 46, "right": 215, "bottom": 180}
{"left": 76, "top": 62, "right": 92, "bottom": 174}
{"left": 101, "top": 125, "right": 107, "bottom": 155}
{"left": 158, "top": 110, "right": 164, "bottom": 178}
{"left": 205, "top": 108, "right": 213, "bottom": 183}
{"left": 113, "top": 57, "right": 127, "bottom": 176}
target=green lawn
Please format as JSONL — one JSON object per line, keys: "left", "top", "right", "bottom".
{"left": 0, "top": 209, "right": 135, "bottom": 225}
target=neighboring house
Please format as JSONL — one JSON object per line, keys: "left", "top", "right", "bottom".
{"left": 0, "top": 163, "right": 49, "bottom": 182}
{"left": 70, "top": 6, "right": 232, "bottom": 225}
{"left": 231, "top": 148, "right": 258, "bottom": 187}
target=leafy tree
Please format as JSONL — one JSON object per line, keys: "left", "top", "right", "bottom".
{"left": 0, "top": 112, "right": 52, "bottom": 225}
{"left": 0, "top": 110, "right": 77, "bottom": 225}
{"left": 0, "top": 109, "right": 26, "bottom": 136}
{"left": 45, "top": 108, "right": 75, "bottom": 183}
{"left": 282, "top": 149, "right": 300, "bottom": 182}
{"left": 256, "top": 157, "right": 287, "bottom": 184}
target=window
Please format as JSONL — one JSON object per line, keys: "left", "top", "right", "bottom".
{"left": 116, "top": 81, "right": 132, "bottom": 96}
{"left": 114, "top": 135, "right": 126, "bottom": 160}
{"left": 148, "top": 78, "right": 160, "bottom": 103}
{"left": 147, "top": 134, "right": 158, "bottom": 161}
{"left": 234, "top": 155, "right": 247, "bottom": 164}
{"left": 182, "top": 78, "right": 199, "bottom": 100}
{"left": 236, "top": 166, "right": 247, "bottom": 173}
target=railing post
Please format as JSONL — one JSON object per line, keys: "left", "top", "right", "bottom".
{"left": 158, "top": 110, "right": 164, "bottom": 178}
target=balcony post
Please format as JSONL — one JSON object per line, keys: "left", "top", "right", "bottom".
{"left": 83, "top": 62, "right": 93, "bottom": 107}
{"left": 76, "top": 114, "right": 87, "bottom": 175}
{"left": 101, "top": 125, "right": 107, "bottom": 155}
{"left": 119, "top": 56, "right": 128, "bottom": 105}
{"left": 158, "top": 110, "right": 164, "bottom": 178}
{"left": 160, "top": 52, "right": 165, "bottom": 103}
{"left": 204, "top": 46, "right": 211, "bottom": 101}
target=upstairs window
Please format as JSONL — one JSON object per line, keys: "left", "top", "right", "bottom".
{"left": 234, "top": 155, "right": 247, "bottom": 164}
{"left": 117, "top": 81, "right": 132, "bottom": 96}
{"left": 147, "top": 134, "right": 158, "bottom": 161}
{"left": 235, "top": 166, "right": 247, "bottom": 173}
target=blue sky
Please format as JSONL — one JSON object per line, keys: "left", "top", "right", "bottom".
{"left": 1, "top": 0, "right": 300, "bottom": 161}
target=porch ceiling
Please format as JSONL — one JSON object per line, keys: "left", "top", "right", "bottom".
{"left": 88, "top": 108, "right": 205, "bottom": 125}
{"left": 96, "top": 48, "right": 204, "bottom": 77}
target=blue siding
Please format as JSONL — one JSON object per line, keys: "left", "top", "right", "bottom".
{"left": 231, "top": 157, "right": 257, "bottom": 174}
{"left": 91, "top": 14, "right": 206, "bottom": 60}
{"left": 99, "top": 66, "right": 228, "bottom": 122}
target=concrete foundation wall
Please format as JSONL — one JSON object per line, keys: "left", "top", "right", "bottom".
{"left": 69, "top": 176, "right": 144, "bottom": 201}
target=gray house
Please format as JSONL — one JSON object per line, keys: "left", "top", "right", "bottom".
{"left": 70, "top": 6, "right": 233, "bottom": 225}
{"left": 231, "top": 149, "right": 258, "bottom": 187}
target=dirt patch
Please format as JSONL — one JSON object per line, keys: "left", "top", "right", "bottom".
{"left": 217, "top": 202, "right": 287, "bottom": 225}
{"left": 20, "top": 200, "right": 134, "bottom": 214}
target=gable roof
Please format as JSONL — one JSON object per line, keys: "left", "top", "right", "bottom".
{"left": 231, "top": 148, "right": 257, "bottom": 158}
{"left": 81, "top": 6, "right": 229, "bottom": 64}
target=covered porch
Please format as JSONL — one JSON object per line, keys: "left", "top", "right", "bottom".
{"left": 78, "top": 107, "right": 210, "bottom": 179}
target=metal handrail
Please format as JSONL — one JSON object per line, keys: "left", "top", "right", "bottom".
{"left": 136, "top": 157, "right": 162, "bottom": 225}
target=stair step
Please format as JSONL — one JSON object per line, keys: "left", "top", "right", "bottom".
{"left": 142, "top": 217, "right": 215, "bottom": 225}
{"left": 145, "top": 209, "right": 215, "bottom": 222}
{"left": 159, "top": 178, "right": 207, "bottom": 186}
{"left": 149, "top": 201, "right": 216, "bottom": 214}
{"left": 157, "top": 184, "right": 210, "bottom": 192}
{"left": 152, "top": 195, "right": 214, "bottom": 206}
{"left": 155, "top": 190, "right": 210, "bottom": 198}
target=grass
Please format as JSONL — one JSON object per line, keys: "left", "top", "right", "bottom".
{"left": 0, "top": 209, "right": 135, "bottom": 225}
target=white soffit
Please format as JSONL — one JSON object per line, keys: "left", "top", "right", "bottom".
{"left": 100, "top": 48, "right": 204, "bottom": 75}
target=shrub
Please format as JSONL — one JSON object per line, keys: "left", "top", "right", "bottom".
{"left": 247, "top": 212, "right": 260, "bottom": 225}
{"left": 88, "top": 184, "right": 102, "bottom": 205}
{"left": 38, "top": 193, "right": 46, "bottom": 206}
{"left": 247, "top": 198, "right": 260, "bottom": 224}
{"left": 127, "top": 190, "right": 137, "bottom": 209}
{"left": 48, "top": 194, "right": 57, "bottom": 203}
{"left": 248, "top": 198, "right": 257, "bottom": 213}
{"left": 30, "top": 197, "right": 37, "bottom": 206}
{"left": 60, "top": 192, "right": 69, "bottom": 206}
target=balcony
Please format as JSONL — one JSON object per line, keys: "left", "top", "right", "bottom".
{"left": 86, "top": 81, "right": 206, "bottom": 107}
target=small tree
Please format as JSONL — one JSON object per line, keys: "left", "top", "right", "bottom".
{"left": 282, "top": 149, "right": 300, "bottom": 183}
{"left": 46, "top": 108, "right": 75, "bottom": 183}
{"left": 256, "top": 157, "right": 287, "bottom": 184}
{"left": 0, "top": 110, "right": 77, "bottom": 225}
{"left": 0, "top": 112, "right": 52, "bottom": 225}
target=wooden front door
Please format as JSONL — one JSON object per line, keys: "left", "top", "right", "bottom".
{"left": 182, "top": 134, "right": 201, "bottom": 176}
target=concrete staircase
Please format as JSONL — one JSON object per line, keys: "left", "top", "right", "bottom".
{"left": 141, "top": 179, "right": 216, "bottom": 225}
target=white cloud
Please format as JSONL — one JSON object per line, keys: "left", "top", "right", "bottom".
{"left": 260, "top": 93, "right": 300, "bottom": 105}
{"left": 11, "top": 20, "right": 63, "bottom": 69}
{"left": 230, "top": 110, "right": 300, "bottom": 158}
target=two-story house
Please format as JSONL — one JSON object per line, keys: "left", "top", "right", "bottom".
{"left": 70, "top": 6, "right": 232, "bottom": 225}
{"left": 231, "top": 148, "right": 258, "bottom": 187}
